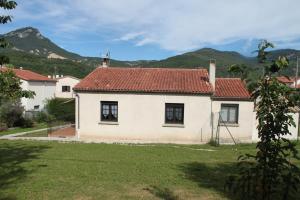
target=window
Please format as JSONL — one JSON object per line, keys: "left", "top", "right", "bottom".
{"left": 220, "top": 104, "right": 239, "bottom": 124}
{"left": 101, "top": 101, "right": 118, "bottom": 122}
{"left": 62, "top": 86, "right": 71, "bottom": 92}
{"left": 34, "top": 105, "right": 40, "bottom": 110}
{"left": 165, "top": 103, "right": 184, "bottom": 124}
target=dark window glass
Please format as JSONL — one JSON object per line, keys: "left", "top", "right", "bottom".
{"left": 34, "top": 105, "right": 40, "bottom": 110}
{"left": 101, "top": 101, "right": 118, "bottom": 122}
{"left": 220, "top": 104, "right": 239, "bottom": 123}
{"left": 62, "top": 86, "right": 71, "bottom": 92}
{"left": 165, "top": 103, "right": 184, "bottom": 124}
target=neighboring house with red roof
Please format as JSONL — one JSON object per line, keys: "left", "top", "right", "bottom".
{"left": 276, "top": 76, "right": 300, "bottom": 88}
{"left": 276, "top": 76, "right": 295, "bottom": 85}
{"left": 73, "top": 61, "right": 299, "bottom": 144}
{"left": 0, "top": 67, "right": 56, "bottom": 111}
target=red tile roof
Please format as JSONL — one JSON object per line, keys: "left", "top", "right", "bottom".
{"left": 0, "top": 67, "right": 56, "bottom": 82}
{"left": 214, "top": 78, "right": 251, "bottom": 99}
{"left": 276, "top": 76, "right": 295, "bottom": 84}
{"left": 74, "top": 67, "right": 212, "bottom": 94}
{"left": 74, "top": 67, "right": 251, "bottom": 99}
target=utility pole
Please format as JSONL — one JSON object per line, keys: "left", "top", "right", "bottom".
{"left": 296, "top": 56, "right": 299, "bottom": 88}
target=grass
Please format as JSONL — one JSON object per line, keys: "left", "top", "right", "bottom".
{"left": 0, "top": 123, "right": 47, "bottom": 136}
{"left": 0, "top": 140, "right": 298, "bottom": 199}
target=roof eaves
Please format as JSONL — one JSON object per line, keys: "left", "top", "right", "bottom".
{"left": 73, "top": 88, "right": 213, "bottom": 95}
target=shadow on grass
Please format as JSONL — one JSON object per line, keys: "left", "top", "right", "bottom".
{"left": 0, "top": 142, "right": 50, "bottom": 199}
{"left": 179, "top": 162, "right": 237, "bottom": 199}
{"left": 143, "top": 186, "right": 179, "bottom": 200}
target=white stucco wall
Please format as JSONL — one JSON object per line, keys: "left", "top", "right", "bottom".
{"left": 55, "top": 76, "right": 80, "bottom": 98}
{"left": 21, "top": 80, "right": 56, "bottom": 111}
{"left": 211, "top": 100, "right": 255, "bottom": 143}
{"left": 75, "top": 92, "right": 299, "bottom": 144}
{"left": 76, "top": 92, "right": 213, "bottom": 143}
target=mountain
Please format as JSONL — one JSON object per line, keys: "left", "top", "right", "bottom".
{"left": 0, "top": 27, "right": 132, "bottom": 78}
{"left": 1, "top": 27, "right": 300, "bottom": 78}
{"left": 136, "top": 48, "right": 257, "bottom": 76}
{"left": 3, "top": 27, "right": 82, "bottom": 60}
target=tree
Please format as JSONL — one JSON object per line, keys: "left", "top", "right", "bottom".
{"left": 227, "top": 63, "right": 261, "bottom": 92}
{"left": 0, "top": 1, "right": 35, "bottom": 131}
{"left": 0, "top": 69, "right": 35, "bottom": 104}
{"left": 0, "top": 1, "right": 34, "bottom": 104}
{"left": 226, "top": 40, "right": 300, "bottom": 200}
{"left": 0, "top": 0, "right": 17, "bottom": 65}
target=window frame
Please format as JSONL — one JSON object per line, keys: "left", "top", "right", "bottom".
{"left": 100, "top": 101, "right": 118, "bottom": 122}
{"left": 62, "top": 85, "right": 71, "bottom": 92}
{"left": 220, "top": 104, "right": 239, "bottom": 124}
{"left": 165, "top": 103, "right": 184, "bottom": 124}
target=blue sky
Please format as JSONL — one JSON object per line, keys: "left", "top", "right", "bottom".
{"left": 2, "top": 0, "right": 300, "bottom": 61}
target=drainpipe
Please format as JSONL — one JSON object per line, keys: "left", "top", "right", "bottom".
{"left": 210, "top": 98, "right": 214, "bottom": 141}
{"left": 75, "top": 93, "right": 80, "bottom": 139}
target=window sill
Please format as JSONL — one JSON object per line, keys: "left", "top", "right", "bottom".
{"left": 98, "top": 121, "right": 119, "bottom": 125}
{"left": 220, "top": 123, "right": 239, "bottom": 127}
{"left": 162, "top": 124, "right": 185, "bottom": 128}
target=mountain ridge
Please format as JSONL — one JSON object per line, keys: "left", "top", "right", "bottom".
{"left": 1, "top": 27, "right": 300, "bottom": 78}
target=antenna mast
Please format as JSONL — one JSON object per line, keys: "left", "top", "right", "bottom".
{"left": 296, "top": 56, "right": 299, "bottom": 88}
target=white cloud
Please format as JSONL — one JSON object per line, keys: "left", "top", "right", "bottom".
{"left": 118, "top": 32, "right": 145, "bottom": 41}
{"left": 10, "top": 0, "right": 300, "bottom": 52}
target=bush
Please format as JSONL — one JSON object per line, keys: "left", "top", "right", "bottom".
{"left": 45, "top": 98, "right": 75, "bottom": 122}
{"left": 0, "top": 100, "right": 24, "bottom": 127}
{"left": 21, "top": 118, "right": 34, "bottom": 128}
{"left": 0, "top": 122, "right": 7, "bottom": 132}
{"left": 35, "top": 111, "right": 55, "bottom": 123}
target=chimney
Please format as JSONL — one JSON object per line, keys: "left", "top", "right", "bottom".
{"left": 101, "top": 51, "right": 110, "bottom": 68}
{"left": 209, "top": 60, "right": 216, "bottom": 89}
{"left": 19, "top": 67, "right": 23, "bottom": 70}
{"left": 48, "top": 75, "right": 51, "bottom": 79}
{"left": 102, "top": 59, "right": 108, "bottom": 68}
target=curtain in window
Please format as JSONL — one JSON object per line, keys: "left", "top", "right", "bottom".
{"left": 102, "top": 105, "right": 109, "bottom": 118}
{"left": 166, "top": 107, "right": 174, "bottom": 121}
{"left": 229, "top": 107, "right": 236, "bottom": 122}
{"left": 111, "top": 105, "right": 118, "bottom": 118}
{"left": 220, "top": 107, "right": 228, "bottom": 122}
{"left": 175, "top": 108, "right": 183, "bottom": 121}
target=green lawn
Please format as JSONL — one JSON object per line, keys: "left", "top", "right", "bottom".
{"left": 0, "top": 123, "right": 47, "bottom": 136}
{"left": 0, "top": 140, "right": 298, "bottom": 200}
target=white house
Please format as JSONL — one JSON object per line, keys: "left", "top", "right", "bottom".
{"left": 73, "top": 62, "right": 299, "bottom": 144}
{"left": 55, "top": 76, "right": 80, "bottom": 98}
{"left": 1, "top": 67, "right": 57, "bottom": 111}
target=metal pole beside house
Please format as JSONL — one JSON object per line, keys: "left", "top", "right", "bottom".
{"left": 296, "top": 56, "right": 299, "bottom": 88}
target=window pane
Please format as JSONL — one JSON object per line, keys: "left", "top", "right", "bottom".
{"left": 111, "top": 105, "right": 118, "bottom": 118}
{"left": 229, "top": 107, "right": 237, "bottom": 123}
{"left": 175, "top": 108, "right": 183, "bottom": 121}
{"left": 221, "top": 104, "right": 238, "bottom": 123}
{"left": 220, "top": 107, "right": 228, "bottom": 122}
{"left": 165, "top": 104, "right": 184, "bottom": 124}
{"left": 101, "top": 102, "right": 118, "bottom": 121}
{"left": 166, "top": 107, "right": 174, "bottom": 121}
